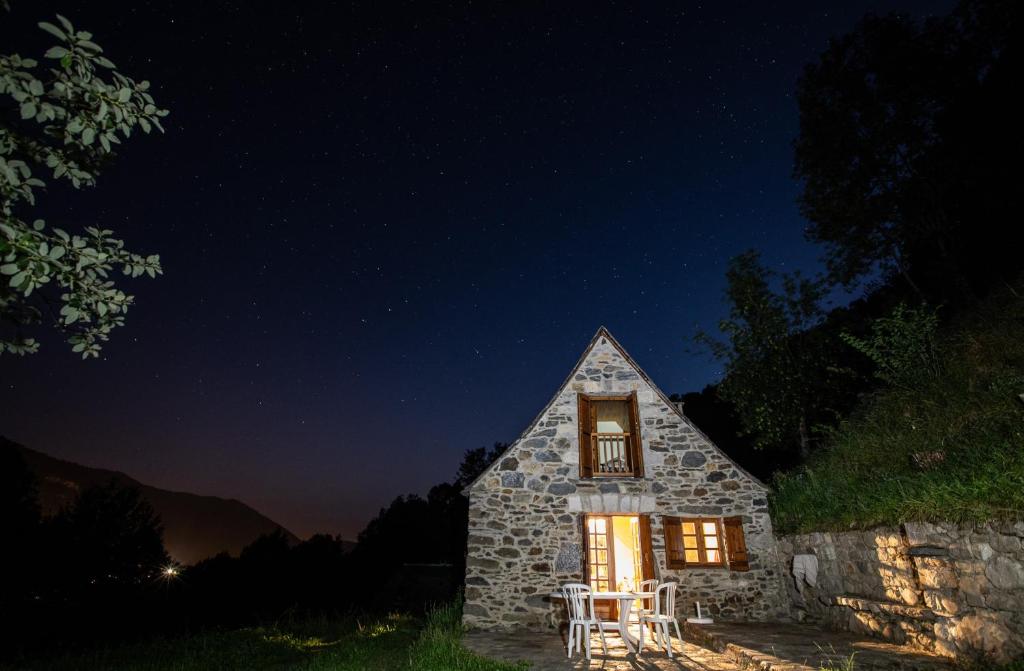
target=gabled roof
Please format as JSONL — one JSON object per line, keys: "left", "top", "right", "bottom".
{"left": 464, "top": 326, "right": 768, "bottom": 492}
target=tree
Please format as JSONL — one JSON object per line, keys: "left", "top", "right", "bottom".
{"left": 1, "top": 13, "right": 168, "bottom": 357}
{"left": 0, "top": 440, "right": 42, "bottom": 602}
{"left": 793, "top": 0, "right": 1020, "bottom": 304}
{"left": 841, "top": 302, "right": 942, "bottom": 390}
{"left": 49, "top": 481, "right": 169, "bottom": 591}
{"left": 696, "top": 251, "right": 842, "bottom": 458}
{"left": 670, "top": 388, "right": 801, "bottom": 481}
{"left": 453, "top": 441, "right": 507, "bottom": 488}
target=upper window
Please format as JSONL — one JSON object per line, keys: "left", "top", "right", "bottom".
{"left": 577, "top": 392, "right": 643, "bottom": 478}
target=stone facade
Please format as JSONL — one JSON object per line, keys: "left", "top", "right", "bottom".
{"left": 463, "top": 328, "right": 791, "bottom": 630}
{"left": 777, "top": 521, "right": 1024, "bottom": 663}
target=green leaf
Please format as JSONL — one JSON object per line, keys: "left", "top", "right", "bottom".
{"left": 60, "top": 53, "right": 72, "bottom": 69}
{"left": 32, "top": 220, "right": 45, "bottom": 231}
{"left": 56, "top": 14, "right": 74, "bottom": 34}
{"left": 49, "top": 245, "right": 65, "bottom": 260}
{"left": 0, "top": 263, "right": 19, "bottom": 275}
{"left": 20, "top": 102, "right": 37, "bottom": 120}
{"left": 117, "top": 87, "right": 131, "bottom": 103}
{"left": 10, "top": 271, "right": 28, "bottom": 288}
{"left": 44, "top": 46, "right": 68, "bottom": 59}
{"left": 82, "top": 127, "right": 96, "bottom": 145}
{"left": 38, "top": 21, "right": 67, "bottom": 40}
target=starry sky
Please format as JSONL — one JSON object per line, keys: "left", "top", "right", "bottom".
{"left": 1, "top": 1, "right": 950, "bottom": 539}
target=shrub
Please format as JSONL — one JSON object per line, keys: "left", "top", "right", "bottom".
{"left": 771, "top": 285, "right": 1024, "bottom": 533}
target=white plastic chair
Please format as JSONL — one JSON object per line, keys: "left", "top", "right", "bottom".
{"left": 638, "top": 581, "right": 682, "bottom": 658}
{"left": 637, "top": 578, "right": 658, "bottom": 617}
{"left": 561, "top": 583, "right": 608, "bottom": 660}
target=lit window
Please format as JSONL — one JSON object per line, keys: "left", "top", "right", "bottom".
{"left": 578, "top": 393, "right": 643, "bottom": 477}
{"left": 669, "top": 517, "right": 725, "bottom": 567}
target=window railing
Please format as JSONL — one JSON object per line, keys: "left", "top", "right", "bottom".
{"left": 591, "top": 432, "right": 635, "bottom": 475}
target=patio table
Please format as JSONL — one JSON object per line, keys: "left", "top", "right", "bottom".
{"left": 549, "top": 590, "right": 655, "bottom": 653}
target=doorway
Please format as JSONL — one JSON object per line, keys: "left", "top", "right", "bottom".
{"left": 583, "top": 514, "right": 654, "bottom": 618}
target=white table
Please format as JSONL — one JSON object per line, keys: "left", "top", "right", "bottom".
{"left": 550, "top": 590, "right": 655, "bottom": 653}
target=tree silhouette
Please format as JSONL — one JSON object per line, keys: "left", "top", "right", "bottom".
{"left": 794, "top": 0, "right": 1020, "bottom": 304}
{"left": 0, "top": 441, "right": 42, "bottom": 603}
{"left": 49, "top": 480, "right": 169, "bottom": 593}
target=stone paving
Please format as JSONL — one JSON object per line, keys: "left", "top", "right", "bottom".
{"left": 463, "top": 622, "right": 955, "bottom": 671}
{"left": 465, "top": 624, "right": 743, "bottom": 670}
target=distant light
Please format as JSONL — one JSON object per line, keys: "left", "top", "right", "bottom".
{"left": 162, "top": 565, "right": 179, "bottom": 578}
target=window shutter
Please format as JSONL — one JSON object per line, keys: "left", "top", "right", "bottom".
{"left": 662, "top": 515, "right": 685, "bottom": 569}
{"left": 638, "top": 514, "right": 655, "bottom": 580}
{"left": 723, "top": 516, "right": 750, "bottom": 572}
{"left": 578, "top": 394, "right": 593, "bottom": 478}
{"left": 628, "top": 391, "right": 644, "bottom": 477}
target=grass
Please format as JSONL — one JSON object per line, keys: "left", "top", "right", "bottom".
{"left": 770, "top": 285, "right": 1024, "bottom": 534}
{"left": 2, "top": 601, "right": 527, "bottom": 671}
{"left": 407, "top": 601, "right": 527, "bottom": 671}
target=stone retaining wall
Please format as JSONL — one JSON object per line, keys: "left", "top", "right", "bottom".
{"left": 777, "top": 521, "right": 1024, "bottom": 663}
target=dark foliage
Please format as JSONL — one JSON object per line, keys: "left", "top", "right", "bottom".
{"left": 348, "top": 443, "right": 506, "bottom": 610}
{"left": 703, "top": 0, "right": 1021, "bottom": 462}
{"left": 0, "top": 443, "right": 41, "bottom": 603}
{"left": 0, "top": 440, "right": 505, "bottom": 661}
{"left": 794, "top": 0, "right": 1021, "bottom": 305}
{"left": 48, "top": 481, "right": 170, "bottom": 593}
{"left": 670, "top": 388, "right": 800, "bottom": 482}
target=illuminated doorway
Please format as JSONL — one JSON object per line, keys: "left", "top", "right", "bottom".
{"left": 584, "top": 514, "right": 654, "bottom": 618}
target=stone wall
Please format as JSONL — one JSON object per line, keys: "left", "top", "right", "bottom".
{"left": 464, "top": 331, "right": 791, "bottom": 630}
{"left": 777, "top": 521, "right": 1024, "bottom": 663}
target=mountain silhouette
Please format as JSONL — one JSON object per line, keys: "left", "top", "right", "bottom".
{"left": 4, "top": 437, "right": 299, "bottom": 565}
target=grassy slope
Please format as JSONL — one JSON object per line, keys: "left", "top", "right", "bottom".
{"left": 770, "top": 287, "right": 1024, "bottom": 534}
{"left": 4, "top": 602, "right": 526, "bottom": 671}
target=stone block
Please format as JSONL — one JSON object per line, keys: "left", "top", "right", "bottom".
{"left": 955, "top": 613, "right": 1020, "bottom": 664}
{"left": 915, "top": 557, "right": 958, "bottom": 589}
{"left": 903, "top": 521, "right": 950, "bottom": 547}
{"left": 500, "top": 472, "right": 524, "bottom": 488}
{"left": 922, "top": 589, "right": 960, "bottom": 616}
{"left": 985, "top": 555, "right": 1024, "bottom": 590}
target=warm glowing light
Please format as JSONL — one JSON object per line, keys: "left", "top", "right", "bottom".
{"left": 162, "top": 565, "right": 179, "bottom": 578}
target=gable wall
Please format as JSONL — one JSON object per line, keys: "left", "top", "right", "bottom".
{"left": 463, "top": 334, "right": 791, "bottom": 630}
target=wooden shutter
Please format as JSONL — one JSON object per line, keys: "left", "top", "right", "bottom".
{"left": 578, "top": 394, "right": 593, "bottom": 478}
{"left": 638, "top": 514, "right": 655, "bottom": 581}
{"left": 662, "top": 515, "right": 685, "bottom": 569}
{"left": 628, "top": 391, "right": 644, "bottom": 477}
{"left": 723, "top": 516, "right": 750, "bottom": 572}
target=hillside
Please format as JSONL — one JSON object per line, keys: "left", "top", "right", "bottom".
{"left": 769, "top": 286, "right": 1024, "bottom": 533}
{"left": 5, "top": 439, "right": 300, "bottom": 565}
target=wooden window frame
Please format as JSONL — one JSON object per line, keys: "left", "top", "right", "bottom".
{"left": 578, "top": 392, "right": 645, "bottom": 479}
{"left": 663, "top": 516, "right": 727, "bottom": 569}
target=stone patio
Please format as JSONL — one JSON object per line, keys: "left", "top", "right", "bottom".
{"left": 463, "top": 622, "right": 954, "bottom": 671}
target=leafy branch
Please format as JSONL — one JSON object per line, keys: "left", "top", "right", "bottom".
{"left": 0, "top": 13, "right": 168, "bottom": 357}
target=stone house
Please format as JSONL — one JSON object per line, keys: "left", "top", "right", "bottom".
{"left": 463, "top": 327, "right": 790, "bottom": 630}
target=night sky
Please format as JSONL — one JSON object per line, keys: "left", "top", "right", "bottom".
{"left": 1, "top": 1, "right": 949, "bottom": 540}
